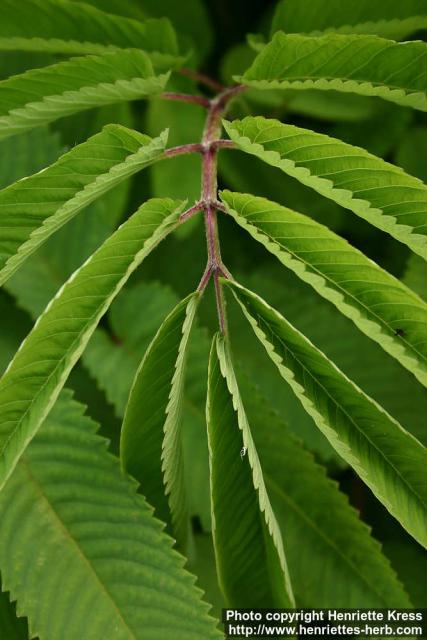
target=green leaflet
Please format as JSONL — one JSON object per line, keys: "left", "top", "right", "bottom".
{"left": 121, "top": 293, "right": 200, "bottom": 548}
{"left": 237, "top": 265, "right": 427, "bottom": 450}
{"left": 239, "top": 33, "right": 427, "bottom": 112}
{"left": 0, "top": 126, "right": 60, "bottom": 190}
{"left": 226, "top": 281, "right": 427, "bottom": 550}
{"left": 241, "top": 379, "right": 411, "bottom": 607}
{"left": 207, "top": 335, "right": 294, "bottom": 607}
{"left": 0, "top": 587, "right": 28, "bottom": 640}
{"left": 83, "top": 282, "right": 212, "bottom": 532}
{"left": 0, "top": 49, "right": 168, "bottom": 141}
{"left": 0, "top": 126, "right": 167, "bottom": 286}
{"left": 138, "top": 0, "right": 214, "bottom": 65}
{"left": 220, "top": 191, "right": 427, "bottom": 388}
{"left": 404, "top": 255, "right": 427, "bottom": 301}
{"left": 271, "top": 0, "right": 427, "bottom": 40}
{"left": 146, "top": 76, "right": 205, "bottom": 238}
{"left": 0, "top": 0, "right": 181, "bottom": 68}
{"left": 224, "top": 117, "right": 427, "bottom": 259}
{"left": 85, "top": 282, "right": 179, "bottom": 416}
{"left": 0, "top": 391, "right": 221, "bottom": 640}
{"left": 0, "top": 198, "right": 184, "bottom": 491}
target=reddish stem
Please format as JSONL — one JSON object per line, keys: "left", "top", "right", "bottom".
{"left": 164, "top": 143, "right": 204, "bottom": 158}
{"left": 180, "top": 201, "right": 205, "bottom": 222}
{"left": 179, "top": 67, "right": 225, "bottom": 93}
{"left": 161, "top": 82, "right": 247, "bottom": 332}
{"left": 161, "top": 92, "right": 210, "bottom": 108}
{"left": 212, "top": 140, "right": 236, "bottom": 150}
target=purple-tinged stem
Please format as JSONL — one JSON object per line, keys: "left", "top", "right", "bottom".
{"left": 212, "top": 140, "right": 235, "bottom": 150}
{"left": 164, "top": 143, "right": 204, "bottom": 158}
{"left": 214, "top": 201, "right": 227, "bottom": 213}
{"left": 180, "top": 201, "right": 205, "bottom": 222}
{"left": 213, "top": 271, "right": 227, "bottom": 334}
{"left": 179, "top": 67, "right": 225, "bottom": 92}
{"left": 162, "top": 81, "right": 245, "bottom": 332}
{"left": 161, "top": 92, "right": 210, "bottom": 108}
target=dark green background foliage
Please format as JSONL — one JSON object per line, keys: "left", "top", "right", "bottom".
{"left": 0, "top": 0, "right": 426, "bottom": 638}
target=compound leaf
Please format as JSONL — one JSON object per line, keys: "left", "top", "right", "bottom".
{"left": 82, "top": 282, "right": 213, "bottom": 532}
{"left": 221, "top": 191, "right": 427, "bottom": 388}
{"left": 121, "top": 293, "right": 200, "bottom": 549}
{"left": 236, "top": 265, "right": 427, "bottom": 450}
{"left": 0, "top": 0, "right": 181, "bottom": 68}
{"left": 242, "top": 379, "right": 411, "bottom": 607}
{"left": 0, "top": 125, "right": 167, "bottom": 286}
{"left": 0, "top": 197, "right": 184, "bottom": 491}
{"left": 0, "top": 49, "right": 168, "bottom": 142}
{"left": 271, "top": 0, "right": 427, "bottom": 40}
{"left": 0, "top": 390, "right": 221, "bottom": 640}
{"left": 226, "top": 281, "right": 427, "bottom": 550}
{"left": 224, "top": 117, "right": 427, "bottom": 260}
{"left": 206, "top": 334, "right": 294, "bottom": 607}
{"left": 239, "top": 33, "right": 427, "bottom": 112}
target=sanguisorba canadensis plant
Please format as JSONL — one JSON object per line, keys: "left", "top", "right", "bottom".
{"left": 0, "top": 0, "right": 427, "bottom": 637}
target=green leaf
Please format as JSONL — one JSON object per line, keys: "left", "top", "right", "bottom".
{"left": 0, "top": 126, "right": 61, "bottom": 190}
{"left": 0, "top": 0, "right": 181, "bottom": 68}
{"left": 225, "top": 280, "right": 427, "bottom": 550}
{"left": 396, "top": 125, "right": 427, "bottom": 183}
{"left": 147, "top": 77, "right": 205, "bottom": 238}
{"left": 224, "top": 117, "right": 427, "bottom": 260}
{"left": 83, "top": 281, "right": 213, "bottom": 531}
{"left": 239, "top": 33, "right": 427, "bottom": 112}
{"left": 0, "top": 125, "right": 167, "bottom": 286}
{"left": 383, "top": 538, "right": 427, "bottom": 608}
{"left": 137, "top": 0, "right": 213, "bottom": 65}
{"left": 241, "top": 378, "right": 411, "bottom": 607}
{"left": 121, "top": 293, "right": 200, "bottom": 548}
{"left": 271, "top": 0, "right": 427, "bottom": 40}
{"left": 70, "top": 0, "right": 146, "bottom": 20}
{"left": 85, "top": 282, "right": 179, "bottom": 415}
{"left": 238, "top": 265, "right": 427, "bottom": 450}
{"left": 220, "top": 190, "right": 427, "bottom": 388}
{"left": 0, "top": 586, "right": 29, "bottom": 640}
{"left": 0, "top": 390, "right": 221, "bottom": 639}
{"left": 0, "top": 49, "right": 168, "bottom": 142}
{"left": 0, "top": 197, "right": 184, "bottom": 491}
{"left": 206, "top": 334, "right": 294, "bottom": 607}
{"left": 0, "top": 293, "right": 31, "bottom": 375}
{"left": 403, "top": 255, "right": 427, "bottom": 301}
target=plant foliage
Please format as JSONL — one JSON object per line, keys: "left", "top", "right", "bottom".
{"left": 0, "top": 1, "right": 426, "bottom": 638}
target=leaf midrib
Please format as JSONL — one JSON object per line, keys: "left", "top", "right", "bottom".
{"left": 18, "top": 456, "right": 137, "bottom": 639}
{"left": 250, "top": 306, "right": 427, "bottom": 512}
{"left": 231, "top": 208, "right": 427, "bottom": 366}
{"left": 0, "top": 75, "right": 161, "bottom": 127}
{"left": 265, "top": 474, "right": 403, "bottom": 606}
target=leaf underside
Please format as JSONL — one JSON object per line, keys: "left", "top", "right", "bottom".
{"left": 241, "top": 378, "right": 411, "bottom": 608}
{"left": 121, "top": 293, "right": 200, "bottom": 549}
{"left": 0, "top": 49, "right": 168, "bottom": 141}
{"left": 0, "top": 198, "right": 183, "bottom": 492}
{"left": 207, "top": 334, "right": 294, "bottom": 607}
{"left": 220, "top": 190, "right": 427, "bottom": 388}
{"left": 224, "top": 116, "right": 427, "bottom": 260}
{"left": 226, "top": 281, "right": 427, "bottom": 550}
{"left": 239, "top": 33, "right": 427, "bottom": 112}
{"left": 0, "top": 125, "right": 167, "bottom": 286}
{"left": 271, "top": 0, "right": 427, "bottom": 40}
{"left": 0, "top": 391, "right": 221, "bottom": 640}
{"left": 0, "top": 0, "right": 181, "bottom": 68}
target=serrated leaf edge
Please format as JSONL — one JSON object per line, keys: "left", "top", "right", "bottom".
{"left": 223, "top": 119, "right": 427, "bottom": 260}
